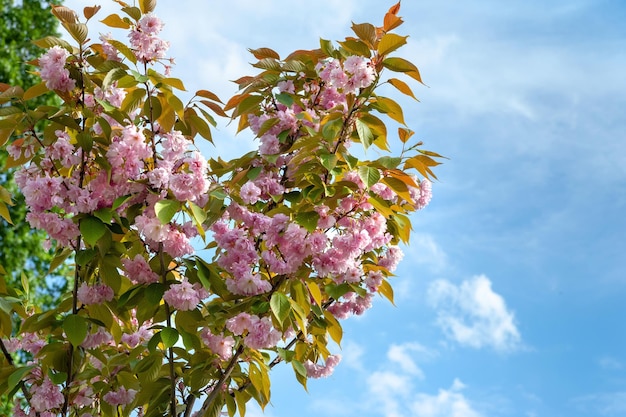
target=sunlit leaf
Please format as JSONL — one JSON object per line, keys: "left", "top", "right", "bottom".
{"left": 270, "top": 292, "right": 291, "bottom": 326}
{"left": 382, "top": 57, "right": 425, "bottom": 84}
{"left": 80, "top": 217, "right": 107, "bottom": 246}
{"left": 357, "top": 165, "right": 381, "bottom": 188}
{"left": 355, "top": 118, "right": 374, "bottom": 150}
{"left": 63, "top": 315, "right": 88, "bottom": 346}
{"left": 377, "top": 33, "right": 408, "bottom": 56}
{"left": 154, "top": 199, "right": 180, "bottom": 224}
{"left": 388, "top": 77, "right": 419, "bottom": 101}
{"left": 160, "top": 328, "right": 179, "bottom": 348}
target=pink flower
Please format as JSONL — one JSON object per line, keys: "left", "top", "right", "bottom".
{"left": 103, "top": 386, "right": 137, "bottom": 406}
{"left": 304, "top": 354, "right": 341, "bottom": 378}
{"left": 200, "top": 329, "right": 235, "bottom": 360}
{"left": 77, "top": 283, "right": 114, "bottom": 305}
{"left": 162, "top": 227, "right": 194, "bottom": 258}
{"left": 122, "top": 255, "right": 160, "bottom": 284}
{"left": 415, "top": 178, "right": 432, "bottom": 210}
{"left": 38, "top": 45, "right": 75, "bottom": 92}
{"left": 240, "top": 182, "right": 261, "bottom": 204}
{"left": 163, "top": 278, "right": 200, "bottom": 311}
{"left": 30, "top": 377, "right": 64, "bottom": 412}
{"left": 226, "top": 313, "right": 253, "bottom": 335}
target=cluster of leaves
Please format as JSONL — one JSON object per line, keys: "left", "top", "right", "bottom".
{"left": 0, "top": 1, "right": 443, "bottom": 416}
{"left": 0, "top": 0, "right": 68, "bottom": 311}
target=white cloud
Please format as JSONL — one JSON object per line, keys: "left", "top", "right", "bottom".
{"left": 427, "top": 275, "right": 521, "bottom": 352}
{"left": 411, "top": 379, "right": 482, "bottom": 417}
{"left": 406, "top": 233, "right": 449, "bottom": 273}
{"left": 598, "top": 356, "right": 624, "bottom": 371}
{"left": 387, "top": 342, "right": 436, "bottom": 379}
{"left": 363, "top": 344, "right": 483, "bottom": 417}
{"left": 572, "top": 392, "right": 626, "bottom": 416}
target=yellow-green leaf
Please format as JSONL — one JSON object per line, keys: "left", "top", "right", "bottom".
{"left": 378, "top": 279, "right": 395, "bottom": 305}
{"left": 23, "top": 82, "right": 49, "bottom": 101}
{"left": 63, "top": 315, "right": 88, "bottom": 346}
{"left": 270, "top": 292, "right": 291, "bottom": 326}
{"left": 160, "top": 328, "right": 179, "bottom": 348}
{"left": 80, "top": 217, "right": 107, "bottom": 246}
{"left": 388, "top": 77, "right": 418, "bottom": 101}
{"left": 0, "top": 203, "right": 12, "bottom": 224}
{"left": 154, "top": 199, "right": 180, "bottom": 224}
{"left": 382, "top": 57, "right": 424, "bottom": 84}
{"left": 139, "top": 0, "right": 157, "bottom": 13}
{"left": 372, "top": 96, "right": 405, "bottom": 125}
{"left": 377, "top": 33, "right": 408, "bottom": 56}
{"left": 355, "top": 118, "right": 374, "bottom": 150}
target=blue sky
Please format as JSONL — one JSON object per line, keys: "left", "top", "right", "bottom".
{"left": 63, "top": 1, "right": 626, "bottom": 415}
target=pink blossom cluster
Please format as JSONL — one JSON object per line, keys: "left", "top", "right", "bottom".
{"left": 77, "top": 282, "right": 114, "bottom": 305}
{"left": 149, "top": 131, "right": 210, "bottom": 204}
{"left": 226, "top": 312, "right": 282, "bottom": 350}
{"left": 28, "top": 377, "right": 64, "bottom": 413}
{"left": 304, "top": 354, "right": 341, "bottom": 378}
{"left": 103, "top": 386, "right": 137, "bottom": 406}
{"left": 327, "top": 292, "right": 373, "bottom": 319}
{"left": 129, "top": 13, "right": 169, "bottom": 62}
{"left": 163, "top": 277, "right": 208, "bottom": 311}
{"left": 99, "top": 33, "right": 121, "bottom": 61}
{"left": 200, "top": 328, "right": 235, "bottom": 360}
{"left": 122, "top": 254, "right": 160, "bottom": 284}
{"left": 121, "top": 316, "right": 154, "bottom": 348}
{"left": 2, "top": 332, "right": 46, "bottom": 355}
{"left": 316, "top": 56, "right": 376, "bottom": 95}
{"left": 38, "top": 45, "right": 75, "bottom": 92}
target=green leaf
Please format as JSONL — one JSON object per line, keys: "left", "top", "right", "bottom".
{"left": 321, "top": 116, "right": 343, "bottom": 141}
{"left": 338, "top": 39, "right": 371, "bottom": 57}
{"left": 63, "top": 315, "right": 88, "bottom": 346}
{"left": 292, "top": 359, "right": 307, "bottom": 377}
{"left": 295, "top": 211, "right": 320, "bottom": 233}
{"left": 357, "top": 165, "right": 381, "bottom": 188}
{"left": 235, "top": 94, "right": 264, "bottom": 117}
{"left": 355, "top": 118, "right": 374, "bottom": 150}
{"left": 80, "top": 217, "right": 107, "bottom": 247}
{"left": 319, "top": 153, "right": 338, "bottom": 171}
{"left": 160, "top": 328, "right": 179, "bottom": 348}
{"left": 372, "top": 96, "right": 406, "bottom": 125}
{"left": 8, "top": 366, "right": 35, "bottom": 394}
{"left": 154, "top": 199, "right": 180, "bottom": 224}
{"left": 275, "top": 92, "right": 293, "bottom": 107}
{"left": 270, "top": 292, "right": 291, "bottom": 326}
{"left": 377, "top": 33, "right": 408, "bottom": 56}
{"left": 382, "top": 57, "right": 425, "bottom": 84}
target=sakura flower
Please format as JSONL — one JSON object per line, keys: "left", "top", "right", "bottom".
{"left": 103, "top": 386, "right": 137, "bottom": 406}
{"left": 30, "top": 377, "right": 64, "bottom": 412}
{"left": 77, "top": 283, "right": 114, "bottom": 305}
{"left": 304, "top": 354, "right": 341, "bottom": 378}
{"left": 163, "top": 278, "right": 200, "bottom": 311}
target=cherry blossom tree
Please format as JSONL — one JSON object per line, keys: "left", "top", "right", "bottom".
{"left": 0, "top": 1, "right": 443, "bottom": 416}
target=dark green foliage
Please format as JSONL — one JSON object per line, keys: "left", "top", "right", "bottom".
{"left": 0, "top": 0, "right": 67, "bottom": 307}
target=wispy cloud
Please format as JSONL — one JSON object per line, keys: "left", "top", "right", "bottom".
{"left": 572, "top": 392, "right": 626, "bottom": 416}
{"left": 427, "top": 275, "right": 522, "bottom": 352}
{"left": 597, "top": 356, "right": 624, "bottom": 371}
{"left": 387, "top": 342, "right": 436, "bottom": 379}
